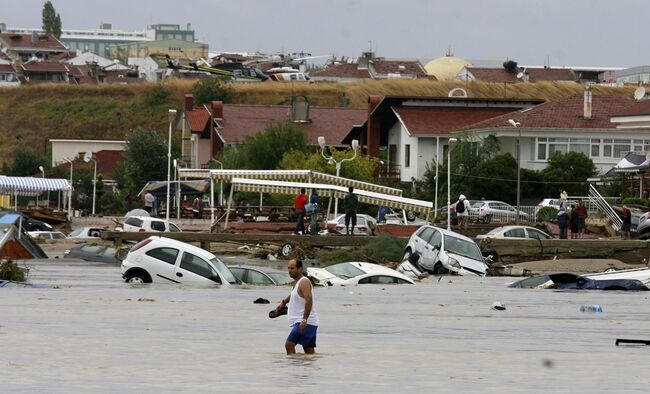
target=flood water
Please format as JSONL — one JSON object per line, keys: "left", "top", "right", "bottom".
{"left": 2, "top": 258, "right": 650, "bottom": 393}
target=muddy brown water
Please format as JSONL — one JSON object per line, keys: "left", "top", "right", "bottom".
{"left": 1, "top": 258, "right": 649, "bottom": 392}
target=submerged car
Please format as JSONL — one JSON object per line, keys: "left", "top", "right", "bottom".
{"left": 404, "top": 225, "right": 488, "bottom": 276}
{"left": 508, "top": 271, "right": 649, "bottom": 291}
{"left": 228, "top": 265, "right": 293, "bottom": 286}
{"left": 121, "top": 216, "right": 182, "bottom": 233}
{"left": 121, "top": 236, "right": 239, "bottom": 285}
{"left": 0, "top": 211, "right": 53, "bottom": 231}
{"left": 67, "top": 227, "right": 105, "bottom": 239}
{"left": 63, "top": 243, "right": 121, "bottom": 264}
{"left": 28, "top": 231, "right": 67, "bottom": 240}
{"left": 306, "top": 262, "right": 415, "bottom": 286}
{"left": 476, "top": 225, "right": 552, "bottom": 240}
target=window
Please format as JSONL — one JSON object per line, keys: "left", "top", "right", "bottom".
{"left": 125, "top": 217, "right": 143, "bottom": 227}
{"left": 146, "top": 247, "right": 179, "bottom": 265}
{"left": 405, "top": 144, "right": 410, "bottom": 167}
{"left": 430, "top": 230, "right": 442, "bottom": 249}
{"left": 248, "top": 270, "right": 274, "bottom": 285}
{"left": 229, "top": 267, "right": 245, "bottom": 282}
{"left": 528, "top": 229, "right": 551, "bottom": 240}
{"left": 358, "top": 275, "right": 402, "bottom": 284}
{"left": 504, "top": 228, "right": 526, "bottom": 238}
{"left": 170, "top": 223, "right": 181, "bottom": 232}
{"left": 180, "top": 253, "right": 216, "bottom": 278}
{"left": 417, "top": 227, "right": 435, "bottom": 243}
{"left": 150, "top": 220, "right": 166, "bottom": 231}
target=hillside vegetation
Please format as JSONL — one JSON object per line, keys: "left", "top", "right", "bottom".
{"left": 0, "top": 79, "right": 635, "bottom": 167}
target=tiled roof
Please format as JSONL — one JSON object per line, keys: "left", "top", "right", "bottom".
{"left": 0, "top": 33, "right": 66, "bottom": 50}
{"left": 527, "top": 68, "right": 575, "bottom": 82}
{"left": 372, "top": 60, "right": 427, "bottom": 77}
{"left": 310, "top": 63, "right": 371, "bottom": 79}
{"left": 467, "top": 68, "right": 518, "bottom": 83}
{"left": 611, "top": 99, "right": 650, "bottom": 117}
{"left": 21, "top": 62, "right": 68, "bottom": 72}
{"left": 219, "top": 105, "right": 367, "bottom": 145}
{"left": 186, "top": 107, "right": 212, "bottom": 132}
{"left": 94, "top": 150, "right": 123, "bottom": 177}
{"left": 0, "top": 64, "right": 16, "bottom": 73}
{"left": 393, "top": 106, "right": 521, "bottom": 136}
{"left": 468, "top": 95, "right": 635, "bottom": 130}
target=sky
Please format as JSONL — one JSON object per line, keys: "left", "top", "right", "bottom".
{"left": 3, "top": 0, "right": 649, "bottom": 68}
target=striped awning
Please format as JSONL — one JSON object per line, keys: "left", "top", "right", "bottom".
{"left": 0, "top": 176, "right": 72, "bottom": 196}
{"left": 230, "top": 178, "right": 432, "bottom": 214}
{"left": 178, "top": 169, "right": 403, "bottom": 196}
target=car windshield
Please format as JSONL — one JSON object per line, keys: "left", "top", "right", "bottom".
{"left": 485, "top": 227, "right": 504, "bottom": 235}
{"left": 210, "top": 257, "right": 238, "bottom": 284}
{"left": 268, "top": 273, "right": 293, "bottom": 285}
{"left": 324, "top": 262, "right": 365, "bottom": 279}
{"left": 444, "top": 235, "right": 483, "bottom": 261}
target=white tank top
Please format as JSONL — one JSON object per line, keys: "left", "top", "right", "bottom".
{"left": 287, "top": 276, "right": 319, "bottom": 326}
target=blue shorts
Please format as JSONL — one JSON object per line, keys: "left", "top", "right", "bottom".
{"left": 287, "top": 323, "right": 318, "bottom": 349}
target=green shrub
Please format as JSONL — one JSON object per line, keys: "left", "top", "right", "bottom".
{"left": 622, "top": 198, "right": 650, "bottom": 207}
{"left": 0, "top": 260, "right": 26, "bottom": 281}
{"left": 536, "top": 206, "right": 558, "bottom": 222}
{"left": 315, "top": 233, "right": 407, "bottom": 266}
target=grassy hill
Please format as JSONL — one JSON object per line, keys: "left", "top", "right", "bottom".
{"left": 0, "top": 79, "right": 635, "bottom": 168}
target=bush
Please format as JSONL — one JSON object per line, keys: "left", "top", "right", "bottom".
{"left": 536, "top": 206, "right": 558, "bottom": 223}
{"left": 0, "top": 260, "right": 26, "bottom": 281}
{"left": 622, "top": 198, "right": 650, "bottom": 208}
{"left": 192, "top": 76, "right": 233, "bottom": 105}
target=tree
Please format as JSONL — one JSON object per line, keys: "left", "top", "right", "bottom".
{"left": 42, "top": 1, "right": 62, "bottom": 39}
{"left": 279, "top": 148, "right": 380, "bottom": 183}
{"left": 191, "top": 76, "right": 233, "bottom": 105}
{"left": 540, "top": 152, "right": 596, "bottom": 196}
{"left": 121, "top": 127, "right": 169, "bottom": 195}
{"left": 10, "top": 148, "right": 45, "bottom": 176}
{"left": 216, "top": 123, "right": 308, "bottom": 170}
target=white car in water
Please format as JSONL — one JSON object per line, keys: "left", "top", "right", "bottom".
{"left": 306, "top": 262, "right": 415, "bottom": 286}
{"left": 120, "top": 236, "right": 239, "bottom": 285}
{"left": 403, "top": 225, "right": 488, "bottom": 276}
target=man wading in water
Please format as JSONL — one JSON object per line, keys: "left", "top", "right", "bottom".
{"left": 275, "top": 259, "right": 319, "bottom": 354}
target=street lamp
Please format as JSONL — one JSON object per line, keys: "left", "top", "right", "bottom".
{"left": 318, "top": 136, "right": 359, "bottom": 218}
{"left": 83, "top": 153, "right": 97, "bottom": 215}
{"left": 166, "top": 109, "right": 177, "bottom": 221}
{"left": 447, "top": 138, "right": 457, "bottom": 230}
{"left": 509, "top": 119, "right": 522, "bottom": 224}
{"left": 38, "top": 165, "right": 45, "bottom": 207}
{"left": 63, "top": 158, "right": 73, "bottom": 220}
{"left": 210, "top": 158, "right": 224, "bottom": 207}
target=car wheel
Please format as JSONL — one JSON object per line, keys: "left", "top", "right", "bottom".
{"left": 433, "top": 262, "right": 448, "bottom": 275}
{"left": 281, "top": 242, "right": 294, "bottom": 257}
{"left": 403, "top": 248, "right": 412, "bottom": 260}
{"left": 406, "top": 211, "right": 416, "bottom": 222}
{"left": 125, "top": 271, "right": 150, "bottom": 283}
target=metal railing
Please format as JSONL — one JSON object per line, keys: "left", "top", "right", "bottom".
{"left": 588, "top": 184, "right": 622, "bottom": 231}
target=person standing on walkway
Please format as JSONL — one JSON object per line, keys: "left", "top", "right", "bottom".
{"left": 308, "top": 189, "right": 320, "bottom": 235}
{"left": 569, "top": 204, "right": 580, "bottom": 239}
{"left": 344, "top": 186, "right": 358, "bottom": 235}
{"left": 558, "top": 207, "right": 569, "bottom": 239}
{"left": 294, "top": 188, "right": 308, "bottom": 235}
{"left": 456, "top": 194, "right": 471, "bottom": 233}
{"left": 275, "top": 259, "right": 319, "bottom": 355}
{"left": 622, "top": 205, "right": 632, "bottom": 239}
{"left": 560, "top": 189, "right": 568, "bottom": 209}
{"left": 143, "top": 192, "right": 155, "bottom": 214}
{"left": 575, "top": 201, "right": 588, "bottom": 238}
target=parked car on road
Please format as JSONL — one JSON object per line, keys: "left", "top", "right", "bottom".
{"left": 67, "top": 226, "right": 105, "bottom": 239}
{"left": 326, "top": 214, "right": 376, "bottom": 235}
{"left": 121, "top": 216, "right": 182, "bottom": 233}
{"left": 63, "top": 243, "right": 121, "bottom": 264}
{"left": 306, "top": 262, "right": 415, "bottom": 286}
{"left": 121, "top": 236, "right": 239, "bottom": 285}
{"left": 0, "top": 211, "right": 53, "bottom": 231}
{"left": 476, "top": 225, "right": 552, "bottom": 240}
{"left": 403, "top": 225, "right": 488, "bottom": 276}
{"left": 28, "top": 231, "right": 67, "bottom": 240}
{"left": 470, "top": 200, "right": 529, "bottom": 223}
{"left": 228, "top": 265, "right": 293, "bottom": 286}
{"left": 536, "top": 198, "right": 577, "bottom": 213}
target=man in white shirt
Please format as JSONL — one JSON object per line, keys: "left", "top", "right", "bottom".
{"left": 456, "top": 194, "right": 471, "bottom": 233}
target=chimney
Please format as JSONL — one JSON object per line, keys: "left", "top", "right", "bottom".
{"left": 211, "top": 100, "right": 223, "bottom": 119}
{"left": 290, "top": 95, "right": 311, "bottom": 123}
{"left": 367, "top": 95, "right": 382, "bottom": 158}
{"left": 584, "top": 85, "right": 592, "bottom": 119}
{"left": 184, "top": 94, "right": 194, "bottom": 111}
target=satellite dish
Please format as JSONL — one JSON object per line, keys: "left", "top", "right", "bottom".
{"left": 634, "top": 86, "right": 646, "bottom": 101}
{"left": 83, "top": 152, "right": 92, "bottom": 163}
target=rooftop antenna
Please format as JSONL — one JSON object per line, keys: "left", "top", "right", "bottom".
{"left": 446, "top": 45, "right": 453, "bottom": 57}
{"left": 368, "top": 40, "right": 372, "bottom": 52}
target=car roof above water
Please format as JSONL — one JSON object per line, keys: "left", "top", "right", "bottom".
{"left": 142, "top": 236, "right": 217, "bottom": 260}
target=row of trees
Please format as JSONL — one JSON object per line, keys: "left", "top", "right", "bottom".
{"left": 419, "top": 135, "right": 598, "bottom": 207}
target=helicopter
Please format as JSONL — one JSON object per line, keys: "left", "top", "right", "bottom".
{"left": 165, "top": 55, "right": 268, "bottom": 82}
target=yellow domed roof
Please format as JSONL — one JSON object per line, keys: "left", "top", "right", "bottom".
{"left": 424, "top": 55, "right": 473, "bottom": 80}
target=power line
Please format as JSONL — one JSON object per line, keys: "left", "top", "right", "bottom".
{"left": 446, "top": 172, "right": 591, "bottom": 185}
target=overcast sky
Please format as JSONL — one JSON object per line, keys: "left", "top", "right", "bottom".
{"left": 3, "top": 0, "right": 649, "bottom": 67}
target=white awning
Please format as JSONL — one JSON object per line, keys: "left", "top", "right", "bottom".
{"left": 0, "top": 176, "right": 72, "bottom": 196}
{"left": 178, "top": 169, "right": 403, "bottom": 196}
{"left": 230, "top": 178, "right": 432, "bottom": 213}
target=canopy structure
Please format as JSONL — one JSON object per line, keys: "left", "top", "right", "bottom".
{"left": 177, "top": 169, "right": 403, "bottom": 196}
{"left": 0, "top": 176, "right": 71, "bottom": 197}
{"left": 224, "top": 177, "right": 432, "bottom": 229}
{"left": 137, "top": 180, "right": 210, "bottom": 197}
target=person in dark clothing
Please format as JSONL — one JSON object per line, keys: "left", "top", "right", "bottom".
{"left": 569, "top": 205, "right": 580, "bottom": 239}
{"left": 557, "top": 208, "right": 569, "bottom": 239}
{"left": 294, "top": 188, "right": 308, "bottom": 235}
{"left": 308, "top": 189, "right": 320, "bottom": 235}
{"left": 344, "top": 186, "right": 358, "bottom": 235}
{"left": 622, "top": 205, "right": 632, "bottom": 239}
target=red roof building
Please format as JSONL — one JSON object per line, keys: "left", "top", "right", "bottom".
{"left": 310, "top": 52, "right": 429, "bottom": 82}
{"left": 0, "top": 32, "right": 68, "bottom": 62}
{"left": 456, "top": 66, "right": 576, "bottom": 83}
